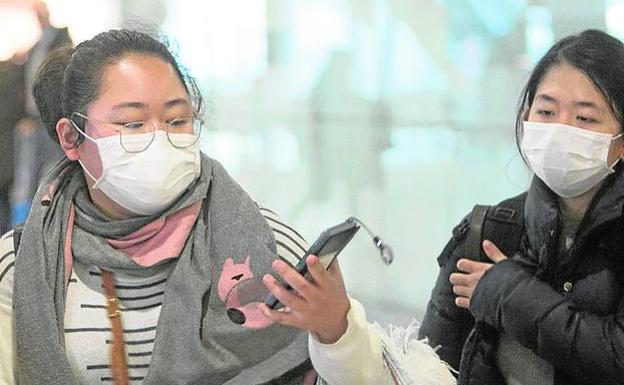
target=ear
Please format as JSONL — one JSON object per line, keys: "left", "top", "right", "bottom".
{"left": 56, "top": 118, "right": 80, "bottom": 161}
{"left": 521, "top": 107, "right": 530, "bottom": 122}
{"left": 618, "top": 137, "right": 624, "bottom": 160}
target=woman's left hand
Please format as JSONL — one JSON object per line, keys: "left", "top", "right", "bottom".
{"left": 259, "top": 255, "right": 351, "bottom": 344}
{"left": 450, "top": 240, "right": 507, "bottom": 309}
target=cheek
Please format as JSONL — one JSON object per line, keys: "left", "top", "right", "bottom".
{"left": 87, "top": 124, "right": 116, "bottom": 139}
{"left": 78, "top": 140, "right": 103, "bottom": 180}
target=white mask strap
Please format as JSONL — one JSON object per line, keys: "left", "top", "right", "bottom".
{"left": 69, "top": 118, "right": 97, "bottom": 143}
{"left": 70, "top": 119, "right": 104, "bottom": 187}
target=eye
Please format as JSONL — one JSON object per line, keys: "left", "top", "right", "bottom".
{"left": 576, "top": 115, "right": 597, "bottom": 123}
{"left": 536, "top": 109, "right": 554, "bottom": 116}
{"left": 168, "top": 117, "right": 193, "bottom": 127}
{"left": 122, "top": 121, "right": 145, "bottom": 130}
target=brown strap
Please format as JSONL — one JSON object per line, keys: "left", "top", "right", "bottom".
{"left": 101, "top": 270, "right": 130, "bottom": 385}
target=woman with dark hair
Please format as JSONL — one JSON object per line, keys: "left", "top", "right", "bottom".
{"left": 419, "top": 29, "right": 624, "bottom": 385}
{"left": 0, "top": 29, "right": 454, "bottom": 385}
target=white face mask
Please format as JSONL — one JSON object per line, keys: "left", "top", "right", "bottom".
{"left": 77, "top": 130, "right": 201, "bottom": 215}
{"left": 521, "top": 121, "right": 623, "bottom": 198}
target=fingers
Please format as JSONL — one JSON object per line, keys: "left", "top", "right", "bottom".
{"left": 262, "top": 273, "right": 304, "bottom": 310}
{"left": 482, "top": 240, "right": 508, "bottom": 263}
{"left": 451, "top": 281, "right": 473, "bottom": 298}
{"left": 456, "top": 258, "right": 486, "bottom": 273}
{"left": 264, "top": 256, "right": 329, "bottom": 311}
{"left": 261, "top": 255, "right": 350, "bottom": 342}
{"left": 455, "top": 296, "right": 470, "bottom": 309}
{"left": 258, "top": 303, "right": 297, "bottom": 327}
{"left": 449, "top": 271, "right": 473, "bottom": 286}
{"left": 451, "top": 258, "right": 495, "bottom": 310}
{"left": 271, "top": 258, "right": 314, "bottom": 293}
{"left": 305, "top": 255, "right": 327, "bottom": 285}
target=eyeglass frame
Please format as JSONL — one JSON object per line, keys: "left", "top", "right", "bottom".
{"left": 69, "top": 111, "right": 204, "bottom": 153}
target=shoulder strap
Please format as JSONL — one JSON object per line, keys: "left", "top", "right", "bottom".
{"left": 464, "top": 205, "right": 489, "bottom": 262}
{"left": 465, "top": 193, "right": 526, "bottom": 261}
{"left": 13, "top": 224, "right": 24, "bottom": 252}
{"left": 101, "top": 270, "right": 130, "bottom": 385}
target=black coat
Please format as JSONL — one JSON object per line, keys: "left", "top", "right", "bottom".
{"left": 419, "top": 170, "right": 624, "bottom": 385}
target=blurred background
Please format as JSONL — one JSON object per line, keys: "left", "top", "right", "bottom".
{"left": 0, "top": 0, "right": 620, "bottom": 325}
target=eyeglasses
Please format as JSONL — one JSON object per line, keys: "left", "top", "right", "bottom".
{"left": 70, "top": 111, "right": 204, "bottom": 153}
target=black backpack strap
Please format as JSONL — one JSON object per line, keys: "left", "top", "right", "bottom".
{"left": 465, "top": 193, "right": 526, "bottom": 261}
{"left": 464, "top": 205, "right": 489, "bottom": 261}
{"left": 13, "top": 224, "right": 24, "bottom": 253}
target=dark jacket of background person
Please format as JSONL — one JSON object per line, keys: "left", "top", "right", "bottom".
{"left": 419, "top": 169, "right": 624, "bottom": 385}
{"left": 0, "top": 60, "right": 24, "bottom": 190}
{"left": 22, "top": 25, "right": 71, "bottom": 118}
{"left": 11, "top": 25, "right": 71, "bottom": 226}
{"left": 0, "top": 60, "right": 25, "bottom": 233}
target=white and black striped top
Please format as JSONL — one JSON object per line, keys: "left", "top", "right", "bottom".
{"left": 0, "top": 208, "right": 308, "bottom": 384}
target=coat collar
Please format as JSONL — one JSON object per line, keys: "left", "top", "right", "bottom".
{"left": 524, "top": 166, "right": 624, "bottom": 267}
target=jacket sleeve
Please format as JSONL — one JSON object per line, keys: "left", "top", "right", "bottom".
{"left": 309, "top": 298, "right": 393, "bottom": 385}
{"left": 0, "top": 231, "right": 16, "bottom": 384}
{"left": 310, "top": 299, "right": 456, "bottom": 385}
{"left": 471, "top": 258, "right": 624, "bottom": 382}
{"left": 418, "top": 215, "right": 475, "bottom": 371}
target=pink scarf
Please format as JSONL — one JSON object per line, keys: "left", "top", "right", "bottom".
{"left": 106, "top": 202, "right": 202, "bottom": 266}
{"left": 62, "top": 201, "right": 202, "bottom": 286}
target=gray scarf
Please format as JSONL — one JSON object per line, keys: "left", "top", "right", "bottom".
{"left": 14, "top": 155, "right": 310, "bottom": 384}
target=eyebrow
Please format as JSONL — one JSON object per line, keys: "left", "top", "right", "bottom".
{"left": 111, "top": 101, "right": 145, "bottom": 110}
{"left": 535, "top": 93, "right": 603, "bottom": 112}
{"left": 111, "top": 98, "right": 190, "bottom": 111}
{"left": 164, "top": 98, "right": 190, "bottom": 108}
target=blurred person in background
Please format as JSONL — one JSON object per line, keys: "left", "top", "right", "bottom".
{"left": 0, "top": 55, "right": 25, "bottom": 234}
{"left": 0, "top": 29, "right": 454, "bottom": 385}
{"left": 11, "top": 0, "right": 71, "bottom": 226}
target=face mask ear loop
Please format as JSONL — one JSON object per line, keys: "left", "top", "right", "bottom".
{"left": 69, "top": 118, "right": 97, "bottom": 143}
{"left": 70, "top": 118, "right": 104, "bottom": 187}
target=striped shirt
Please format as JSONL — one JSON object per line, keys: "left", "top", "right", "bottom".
{"left": 0, "top": 208, "right": 308, "bottom": 384}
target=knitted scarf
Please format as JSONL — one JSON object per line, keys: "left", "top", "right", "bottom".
{"left": 14, "top": 155, "right": 309, "bottom": 384}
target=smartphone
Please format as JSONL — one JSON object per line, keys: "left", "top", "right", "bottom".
{"left": 265, "top": 218, "right": 360, "bottom": 309}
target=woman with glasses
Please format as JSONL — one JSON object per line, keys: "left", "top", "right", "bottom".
{"left": 0, "top": 29, "right": 454, "bottom": 385}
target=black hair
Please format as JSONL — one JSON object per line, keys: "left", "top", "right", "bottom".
{"left": 33, "top": 29, "right": 204, "bottom": 144}
{"left": 515, "top": 29, "right": 624, "bottom": 152}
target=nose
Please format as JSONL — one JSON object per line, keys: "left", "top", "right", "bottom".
{"left": 153, "top": 121, "right": 168, "bottom": 132}
{"left": 555, "top": 111, "right": 575, "bottom": 127}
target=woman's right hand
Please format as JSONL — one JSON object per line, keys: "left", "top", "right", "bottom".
{"left": 259, "top": 255, "right": 351, "bottom": 344}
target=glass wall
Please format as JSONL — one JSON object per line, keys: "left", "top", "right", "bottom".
{"left": 1, "top": 0, "right": 620, "bottom": 324}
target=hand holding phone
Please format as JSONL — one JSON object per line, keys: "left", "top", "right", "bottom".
{"left": 265, "top": 219, "right": 359, "bottom": 309}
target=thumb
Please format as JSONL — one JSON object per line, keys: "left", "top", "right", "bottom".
{"left": 482, "top": 240, "right": 507, "bottom": 263}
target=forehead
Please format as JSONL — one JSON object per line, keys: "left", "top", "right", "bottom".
{"left": 90, "top": 53, "right": 189, "bottom": 113}
{"left": 535, "top": 63, "right": 607, "bottom": 107}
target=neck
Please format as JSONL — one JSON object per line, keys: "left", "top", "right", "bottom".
{"left": 557, "top": 182, "right": 603, "bottom": 220}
